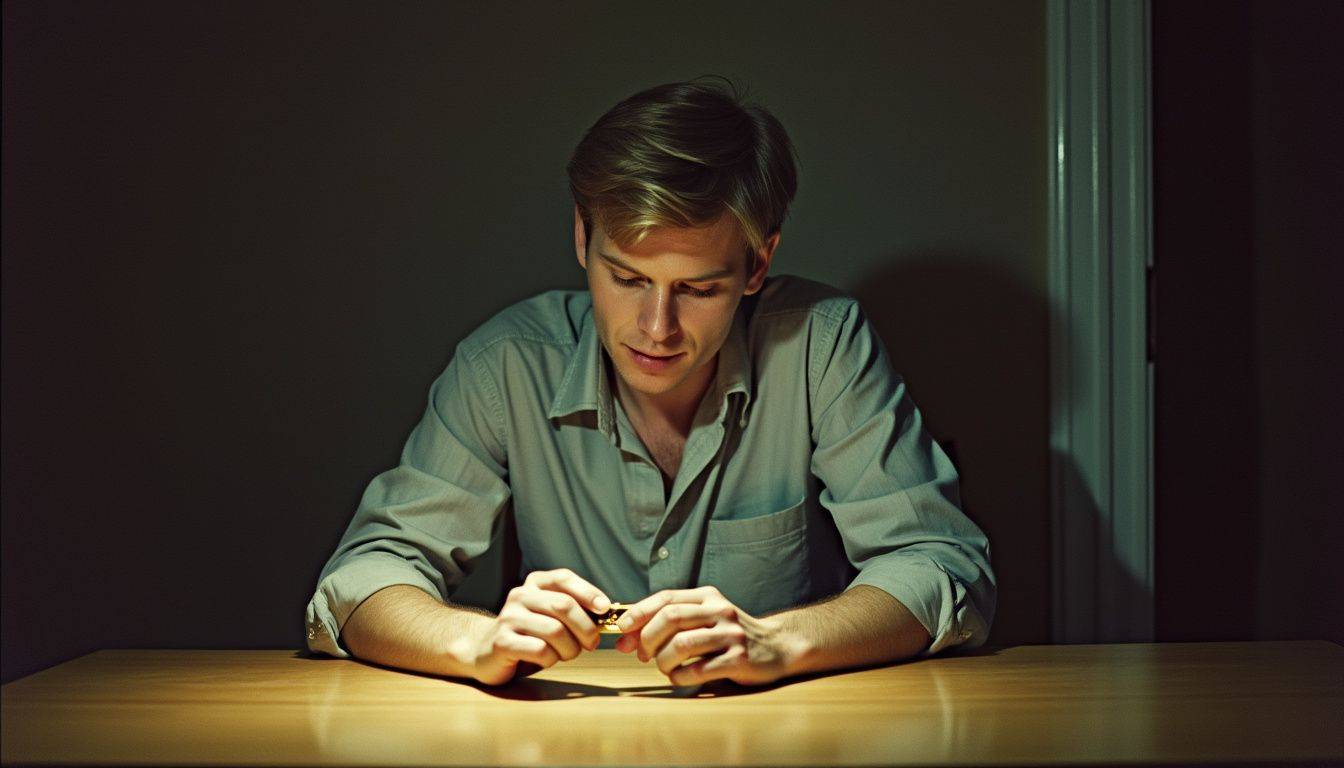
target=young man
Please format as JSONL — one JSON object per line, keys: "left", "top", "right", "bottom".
{"left": 304, "top": 78, "right": 995, "bottom": 687}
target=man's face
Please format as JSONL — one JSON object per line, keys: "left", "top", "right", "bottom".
{"left": 574, "top": 206, "right": 775, "bottom": 405}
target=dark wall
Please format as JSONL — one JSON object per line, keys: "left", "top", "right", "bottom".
{"left": 1, "top": 1, "right": 1049, "bottom": 683}
{"left": 1153, "top": 0, "right": 1343, "bottom": 644}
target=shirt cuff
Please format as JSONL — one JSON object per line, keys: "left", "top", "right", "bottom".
{"left": 846, "top": 551, "right": 992, "bottom": 657}
{"left": 304, "top": 553, "right": 445, "bottom": 658}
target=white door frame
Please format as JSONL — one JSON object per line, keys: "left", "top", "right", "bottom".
{"left": 1048, "top": 0, "right": 1155, "bottom": 643}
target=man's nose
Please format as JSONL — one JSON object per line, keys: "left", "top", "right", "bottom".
{"left": 637, "top": 287, "right": 679, "bottom": 344}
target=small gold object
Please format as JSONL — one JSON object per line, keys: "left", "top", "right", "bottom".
{"left": 588, "top": 603, "right": 633, "bottom": 634}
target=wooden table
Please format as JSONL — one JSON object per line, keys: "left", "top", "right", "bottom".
{"left": 2, "top": 641, "right": 1341, "bottom": 766}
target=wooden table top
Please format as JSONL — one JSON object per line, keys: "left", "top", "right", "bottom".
{"left": 2, "top": 641, "right": 1341, "bottom": 766}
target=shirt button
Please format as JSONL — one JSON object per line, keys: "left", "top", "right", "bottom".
{"left": 657, "top": 546, "right": 670, "bottom": 560}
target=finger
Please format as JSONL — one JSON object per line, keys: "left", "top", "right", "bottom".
{"left": 654, "top": 626, "right": 741, "bottom": 675}
{"left": 668, "top": 644, "right": 746, "bottom": 687}
{"left": 639, "top": 602, "right": 734, "bottom": 662}
{"left": 616, "top": 587, "right": 717, "bottom": 634}
{"left": 496, "top": 631, "right": 561, "bottom": 670}
{"left": 510, "top": 602, "right": 585, "bottom": 660}
{"left": 526, "top": 568, "right": 611, "bottom": 613}
{"left": 520, "top": 587, "right": 602, "bottom": 651}
{"left": 616, "top": 632, "right": 638, "bottom": 653}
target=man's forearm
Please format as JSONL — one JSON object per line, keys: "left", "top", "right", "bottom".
{"left": 340, "top": 584, "right": 493, "bottom": 679}
{"left": 768, "top": 584, "right": 933, "bottom": 678}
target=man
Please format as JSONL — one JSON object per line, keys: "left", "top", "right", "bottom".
{"left": 304, "top": 78, "right": 995, "bottom": 688}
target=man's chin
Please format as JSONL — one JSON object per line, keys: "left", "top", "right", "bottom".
{"left": 614, "top": 365, "right": 682, "bottom": 395}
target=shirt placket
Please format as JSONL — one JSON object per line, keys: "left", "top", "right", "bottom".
{"left": 611, "top": 383, "right": 736, "bottom": 595}
{"left": 659, "top": 387, "right": 742, "bottom": 594}
{"left": 653, "top": 422, "right": 724, "bottom": 590}
{"left": 610, "top": 402, "right": 675, "bottom": 595}
{"left": 612, "top": 406, "right": 665, "bottom": 547}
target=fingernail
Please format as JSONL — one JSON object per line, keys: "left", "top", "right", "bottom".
{"left": 616, "top": 615, "right": 631, "bottom": 631}
{"left": 595, "top": 595, "right": 610, "bottom": 612}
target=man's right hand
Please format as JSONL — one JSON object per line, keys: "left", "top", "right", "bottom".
{"left": 461, "top": 568, "right": 611, "bottom": 686}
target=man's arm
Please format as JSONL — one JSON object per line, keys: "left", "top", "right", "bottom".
{"left": 340, "top": 584, "right": 494, "bottom": 679}
{"left": 807, "top": 298, "right": 996, "bottom": 658}
{"left": 304, "top": 345, "right": 512, "bottom": 662}
{"left": 342, "top": 571, "right": 616, "bottom": 686}
{"left": 615, "top": 583, "right": 932, "bottom": 686}
{"left": 769, "top": 584, "right": 932, "bottom": 678}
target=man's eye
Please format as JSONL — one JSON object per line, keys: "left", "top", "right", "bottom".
{"left": 609, "top": 273, "right": 716, "bottom": 298}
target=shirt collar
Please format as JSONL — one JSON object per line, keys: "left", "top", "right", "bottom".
{"left": 546, "top": 305, "right": 615, "bottom": 436}
{"left": 547, "top": 297, "right": 754, "bottom": 441}
{"left": 717, "top": 299, "right": 754, "bottom": 428}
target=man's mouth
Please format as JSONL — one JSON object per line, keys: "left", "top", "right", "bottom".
{"left": 624, "top": 345, "right": 685, "bottom": 371}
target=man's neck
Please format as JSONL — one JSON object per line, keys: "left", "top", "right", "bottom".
{"left": 613, "top": 352, "right": 718, "bottom": 438}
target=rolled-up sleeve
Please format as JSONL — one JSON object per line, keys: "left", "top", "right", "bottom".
{"left": 304, "top": 343, "right": 510, "bottom": 658}
{"left": 809, "top": 299, "right": 996, "bottom": 657}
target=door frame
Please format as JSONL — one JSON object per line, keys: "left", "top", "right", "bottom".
{"left": 1047, "top": 0, "right": 1156, "bottom": 643}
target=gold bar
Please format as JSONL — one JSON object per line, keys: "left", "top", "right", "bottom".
{"left": 587, "top": 603, "right": 634, "bottom": 634}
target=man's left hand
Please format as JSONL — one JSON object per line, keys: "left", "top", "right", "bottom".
{"left": 614, "top": 586, "right": 799, "bottom": 687}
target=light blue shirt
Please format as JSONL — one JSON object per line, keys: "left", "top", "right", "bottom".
{"left": 305, "top": 274, "right": 996, "bottom": 659}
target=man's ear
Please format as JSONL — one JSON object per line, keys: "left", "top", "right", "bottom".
{"left": 574, "top": 204, "right": 588, "bottom": 270}
{"left": 743, "top": 231, "right": 780, "bottom": 295}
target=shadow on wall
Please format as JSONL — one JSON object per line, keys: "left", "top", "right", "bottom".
{"left": 851, "top": 254, "right": 1164, "bottom": 644}
{"left": 849, "top": 254, "right": 1051, "bottom": 646}
{"left": 1049, "top": 447, "right": 1157, "bottom": 641}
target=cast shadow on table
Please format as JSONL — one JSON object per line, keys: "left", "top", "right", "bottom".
{"left": 452, "top": 656, "right": 939, "bottom": 701}
{"left": 295, "top": 644, "right": 1004, "bottom": 701}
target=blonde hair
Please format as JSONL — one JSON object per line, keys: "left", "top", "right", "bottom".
{"left": 566, "top": 76, "right": 799, "bottom": 264}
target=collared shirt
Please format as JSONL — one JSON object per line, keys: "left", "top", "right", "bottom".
{"left": 304, "top": 274, "right": 996, "bottom": 659}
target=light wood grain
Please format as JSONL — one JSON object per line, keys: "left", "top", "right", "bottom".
{"left": 3, "top": 642, "right": 1341, "bottom": 766}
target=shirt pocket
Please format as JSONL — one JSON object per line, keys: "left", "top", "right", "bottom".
{"left": 698, "top": 497, "right": 811, "bottom": 617}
